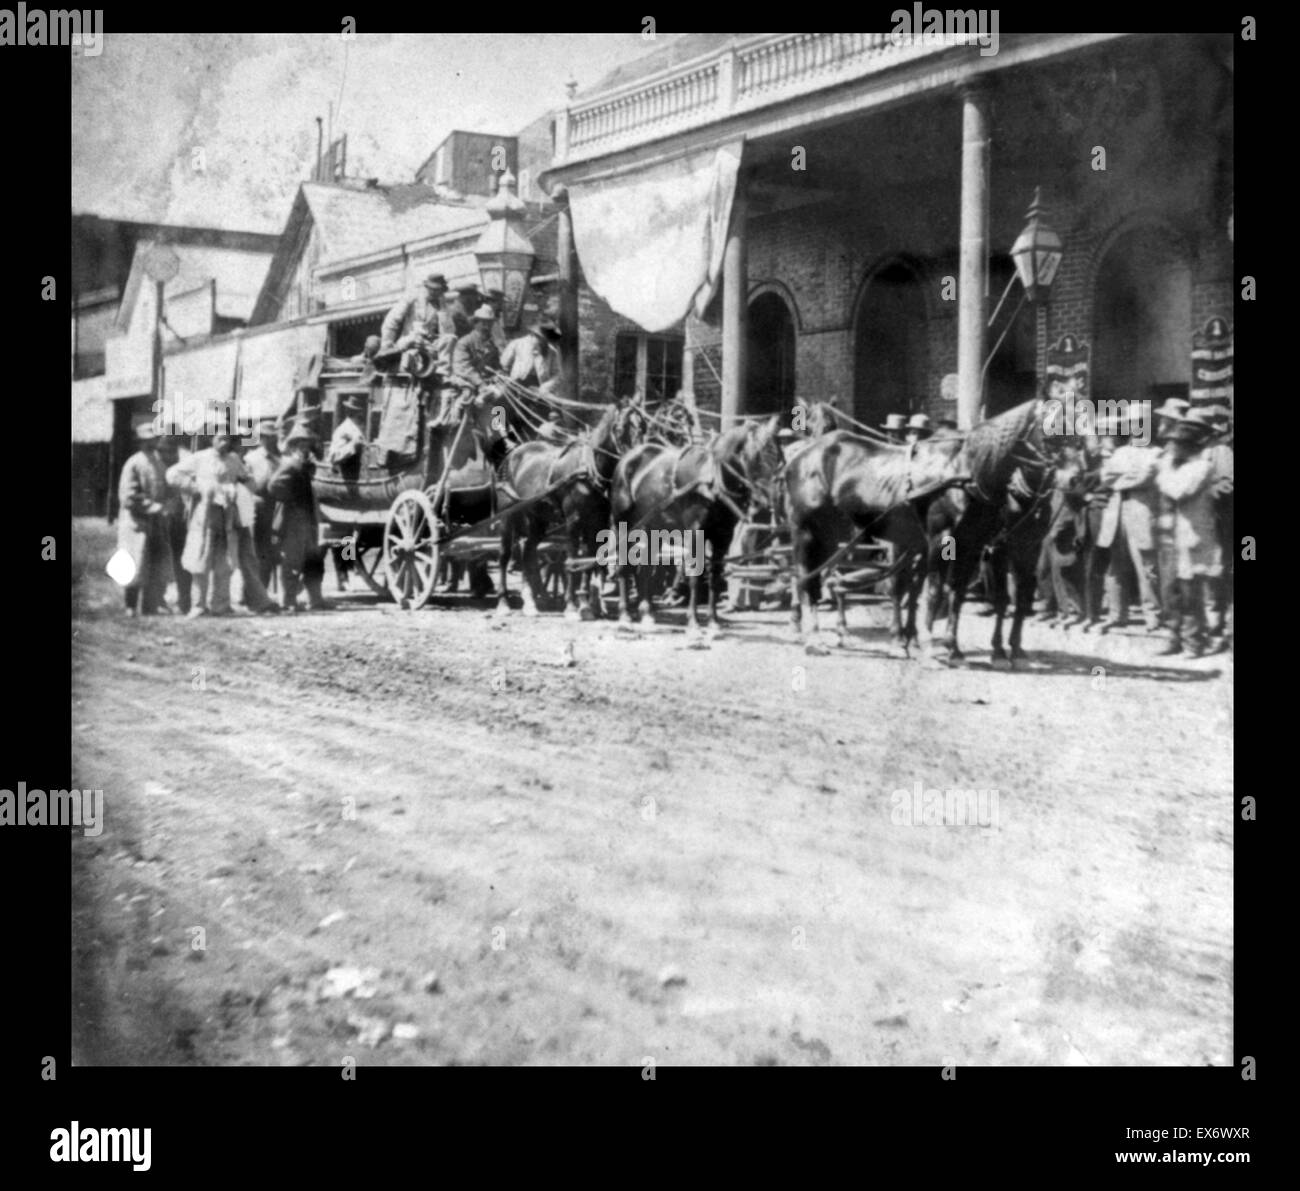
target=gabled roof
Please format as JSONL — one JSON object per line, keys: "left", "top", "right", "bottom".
{"left": 250, "top": 180, "right": 489, "bottom": 325}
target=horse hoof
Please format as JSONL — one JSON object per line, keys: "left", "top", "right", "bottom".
{"left": 991, "top": 654, "right": 1012, "bottom": 671}
{"left": 578, "top": 607, "right": 594, "bottom": 622}
{"left": 563, "top": 607, "right": 581, "bottom": 623}
{"left": 804, "top": 640, "right": 831, "bottom": 657}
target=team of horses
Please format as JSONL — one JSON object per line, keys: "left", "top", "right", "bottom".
{"left": 483, "top": 388, "right": 1069, "bottom": 665}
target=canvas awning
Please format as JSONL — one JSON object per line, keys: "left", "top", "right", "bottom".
{"left": 566, "top": 140, "right": 743, "bottom": 333}
{"left": 160, "top": 337, "right": 241, "bottom": 434}
{"left": 234, "top": 322, "right": 329, "bottom": 423}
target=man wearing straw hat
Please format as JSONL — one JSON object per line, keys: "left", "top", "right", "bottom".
{"left": 1153, "top": 409, "right": 1220, "bottom": 657}
{"left": 880, "top": 413, "right": 907, "bottom": 444}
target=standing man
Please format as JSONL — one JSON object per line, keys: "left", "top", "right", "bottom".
{"left": 157, "top": 433, "right": 193, "bottom": 615}
{"left": 167, "top": 429, "right": 278, "bottom": 617}
{"left": 270, "top": 422, "right": 328, "bottom": 612}
{"left": 1098, "top": 424, "right": 1162, "bottom": 631}
{"left": 1203, "top": 406, "right": 1234, "bottom": 640}
{"left": 243, "top": 418, "right": 282, "bottom": 590}
{"left": 1152, "top": 396, "right": 1191, "bottom": 626}
{"left": 1154, "top": 411, "right": 1220, "bottom": 658}
{"left": 115, "top": 424, "right": 172, "bottom": 617}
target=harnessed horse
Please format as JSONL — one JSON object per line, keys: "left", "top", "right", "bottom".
{"left": 496, "top": 402, "right": 641, "bottom": 618}
{"left": 610, "top": 416, "right": 782, "bottom": 632}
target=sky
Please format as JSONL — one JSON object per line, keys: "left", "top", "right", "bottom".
{"left": 72, "top": 32, "right": 667, "bottom": 234}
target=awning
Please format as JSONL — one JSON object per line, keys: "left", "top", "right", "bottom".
{"left": 567, "top": 140, "right": 743, "bottom": 333}
{"left": 234, "top": 322, "right": 329, "bottom": 423}
{"left": 160, "top": 338, "right": 240, "bottom": 433}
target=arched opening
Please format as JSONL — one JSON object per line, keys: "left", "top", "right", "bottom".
{"left": 853, "top": 260, "right": 928, "bottom": 428}
{"left": 1091, "top": 224, "right": 1192, "bottom": 407}
{"left": 746, "top": 291, "right": 796, "bottom": 420}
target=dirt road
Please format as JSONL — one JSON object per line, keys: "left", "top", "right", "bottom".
{"left": 71, "top": 520, "right": 1232, "bottom": 1066}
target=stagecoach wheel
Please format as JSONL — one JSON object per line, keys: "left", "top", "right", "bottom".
{"left": 383, "top": 490, "right": 441, "bottom": 610}
{"left": 355, "top": 542, "right": 392, "bottom": 601}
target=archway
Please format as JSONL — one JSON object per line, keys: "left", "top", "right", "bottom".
{"left": 1091, "top": 223, "right": 1192, "bottom": 407}
{"left": 853, "top": 260, "right": 928, "bottom": 428}
{"left": 746, "top": 291, "right": 796, "bottom": 419}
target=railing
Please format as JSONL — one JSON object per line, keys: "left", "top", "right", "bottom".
{"left": 558, "top": 32, "right": 949, "bottom": 163}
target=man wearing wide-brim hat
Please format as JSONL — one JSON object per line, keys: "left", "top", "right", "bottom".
{"left": 380, "top": 272, "right": 451, "bottom": 357}
{"left": 904, "top": 412, "right": 933, "bottom": 446}
{"left": 268, "top": 421, "right": 327, "bottom": 612}
{"left": 449, "top": 283, "right": 483, "bottom": 338}
{"left": 500, "top": 318, "right": 563, "bottom": 397}
{"left": 327, "top": 393, "right": 368, "bottom": 470}
{"left": 1153, "top": 409, "right": 1221, "bottom": 656}
{"left": 1153, "top": 396, "right": 1191, "bottom": 444}
{"left": 881, "top": 413, "right": 906, "bottom": 443}
{"left": 243, "top": 417, "right": 283, "bottom": 590}
{"left": 450, "top": 304, "right": 504, "bottom": 415}
{"left": 113, "top": 422, "right": 173, "bottom": 617}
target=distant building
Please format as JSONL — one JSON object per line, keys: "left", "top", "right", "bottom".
{"left": 71, "top": 216, "right": 278, "bottom": 516}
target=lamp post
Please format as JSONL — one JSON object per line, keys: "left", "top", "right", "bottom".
{"left": 141, "top": 243, "right": 180, "bottom": 430}
{"left": 982, "top": 187, "right": 1062, "bottom": 391}
{"left": 1009, "top": 186, "right": 1063, "bottom": 303}
{"left": 474, "top": 170, "right": 535, "bottom": 334}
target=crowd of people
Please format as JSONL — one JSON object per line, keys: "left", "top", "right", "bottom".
{"left": 111, "top": 272, "right": 571, "bottom": 619}
{"left": 1033, "top": 397, "right": 1234, "bottom": 657}
{"left": 114, "top": 415, "right": 329, "bottom": 619}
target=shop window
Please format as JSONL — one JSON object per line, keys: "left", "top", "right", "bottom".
{"left": 614, "top": 332, "right": 684, "bottom": 402}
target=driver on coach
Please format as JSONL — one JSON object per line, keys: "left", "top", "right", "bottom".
{"left": 450, "top": 305, "right": 504, "bottom": 414}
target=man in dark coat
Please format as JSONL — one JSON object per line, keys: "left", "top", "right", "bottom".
{"left": 269, "top": 421, "right": 327, "bottom": 612}
{"left": 157, "top": 434, "right": 192, "bottom": 615}
{"left": 243, "top": 418, "right": 282, "bottom": 589}
{"left": 115, "top": 424, "right": 172, "bottom": 616}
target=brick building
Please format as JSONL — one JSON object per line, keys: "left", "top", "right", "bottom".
{"left": 542, "top": 32, "right": 1234, "bottom": 428}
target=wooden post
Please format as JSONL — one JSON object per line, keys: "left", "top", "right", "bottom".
{"left": 957, "top": 83, "right": 990, "bottom": 431}
{"left": 721, "top": 181, "right": 748, "bottom": 428}
{"left": 553, "top": 184, "right": 580, "bottom": 397}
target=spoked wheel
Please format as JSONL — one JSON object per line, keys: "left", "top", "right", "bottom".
{"left": 383, "top": 490, "right": 441, "bottom": 610}
{"left": 354, "top": 538, "right": 392, "bottom": 601}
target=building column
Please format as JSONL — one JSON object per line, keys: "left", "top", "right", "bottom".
{"left": 956, "top": 83, "right": 990, "bottom": 430}
{"left": 553, "top": 184, "right": 580, "bottom": 397}
{"left": 721, "top": 182, "right": 748, "bottom": 427}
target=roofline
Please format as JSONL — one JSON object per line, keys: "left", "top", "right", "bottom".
{"left": 72, "top": 213, "right": 280, "bottom": 253}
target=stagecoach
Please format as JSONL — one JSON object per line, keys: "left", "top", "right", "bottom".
{"left": 283, "top": 356, "right": 566, "bottom": 610}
